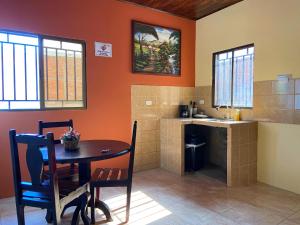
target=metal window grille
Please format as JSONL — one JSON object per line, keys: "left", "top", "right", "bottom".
{"left": 213, "top": 44, "right": 254, "bottom": 108}
{"left": 43, "top": 38, "right": 84, "bottom": 109}
{"left": 0, "top": 30, "right": 86, "bottom": 111}
{"left": 0, "top": 32, "right": 40, "bottom": 110}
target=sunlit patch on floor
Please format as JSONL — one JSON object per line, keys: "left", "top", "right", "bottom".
{"left": 94, "top": 191, "right": 172, "bottom": 225}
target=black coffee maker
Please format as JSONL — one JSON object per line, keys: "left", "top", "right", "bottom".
{"left": 179, "top": 105, "right": 189, "bottom": 118}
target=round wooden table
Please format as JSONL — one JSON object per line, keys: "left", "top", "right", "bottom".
{"left": 41, "top": 140, "right": 130, "bottom": 222}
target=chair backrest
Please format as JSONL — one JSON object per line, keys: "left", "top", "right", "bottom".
{"left": 9, "top": 130, "right": 59, "bottom": 206}
{"left": 38, "top": 120, "right": 73, "bottom": 144}
{"left": 127, "top": 121, "right": 137, "bottom": 182}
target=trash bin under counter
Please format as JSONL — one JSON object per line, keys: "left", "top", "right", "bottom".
{"left": 185, "top": 142, "right": 206, "bottom": 171}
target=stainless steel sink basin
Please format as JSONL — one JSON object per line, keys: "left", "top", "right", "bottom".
{"left": 200, "top": 118, "right": 234, "bottom": 122}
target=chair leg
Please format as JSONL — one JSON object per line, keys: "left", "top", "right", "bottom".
{"left": 92, "top": 187, "right": 102, "bottom": 223}
{"left": 126, "top": 185, "right": 132, "bottom": 223}
{"left": 93, "top": 188, "right": 112, "bottom": 222}
{"left": 80, "top": 192, "right": 91, "bottom": 225}
{"left": 52, "top": 210, "right": 61, "bottom": 225}
{"left": 71, "top": 204, "right": 81, "bottom": 225}
{"left": 16, "top": 205, "right": 25, "bottom": 225}
{"left": 96, "top": 187, "right": 100, "bottom": 200}
{"left": 90, "top": 186, "right": 95, "bottom": 224}
{"left": 45, "top": 209, "right": 53, "bottom": 223}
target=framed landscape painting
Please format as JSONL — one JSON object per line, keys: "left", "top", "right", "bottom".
{"left": 132, "top": 21, "right": 181, "bottom": 76}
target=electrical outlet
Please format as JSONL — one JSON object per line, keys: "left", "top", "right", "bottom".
{"left": 199, "top": 99, "right": 205, "bottom": 105}
{"left": 145, "top": 100, "right": 153, "bottom": 106}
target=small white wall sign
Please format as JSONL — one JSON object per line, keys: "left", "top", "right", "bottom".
{"left": 95, "top": 42, "right": 112, "bottom": 57}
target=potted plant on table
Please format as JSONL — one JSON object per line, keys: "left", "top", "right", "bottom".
{"left": 61, "top": 127, "right": 80, "bottom": 151}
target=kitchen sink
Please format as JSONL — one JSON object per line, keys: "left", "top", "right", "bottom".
{"left": 199, "top": 118, "right": 234, "bottom": 122}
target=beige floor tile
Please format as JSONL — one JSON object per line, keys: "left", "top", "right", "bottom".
{"left": 250, "top": 214, "right": 286, "bottom": 225}
{"left": 295, "top": 203, "right": 300, "bottom": 212}
{"left": 198, "top": 212, "right": 241, "bottom": 225}
{"left": 221, "top": 202, "right": 284, "bottom": 225}
{"left": 279, "top": 220, "right": 300, "bottom": 225}
{"left": 288, "top": 210, "right": 300, "bottom": 224}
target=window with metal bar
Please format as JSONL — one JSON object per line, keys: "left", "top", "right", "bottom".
{"left": 0, "top": 30, "right": 86, "bottom": 110}
{"left": 213, "top": 44, "right": 254, "bottom": 108}
{"left": 43, "top": 38, "right": 84, "bottom": 108}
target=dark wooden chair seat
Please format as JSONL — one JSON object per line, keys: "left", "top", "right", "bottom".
{"left": 22, "top": 179, "right": 84, "bottom": 203}
{"left": 92, "top": 168, "right": 128, "bottom": 186}
{"left": 38, "top": 120, "right": 79, "bottom": 180}
{"left": 90, "top": 121, "right": 137, "bottom": 224}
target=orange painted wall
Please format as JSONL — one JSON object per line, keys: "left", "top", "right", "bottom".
{"left": 0, "top": 0, "right": 195, "bottom": 198}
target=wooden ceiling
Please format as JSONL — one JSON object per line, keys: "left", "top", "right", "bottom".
{"left": 121, "top": 0, "right": 243, "bottom": 20}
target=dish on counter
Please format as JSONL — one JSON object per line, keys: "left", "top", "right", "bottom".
{"left": 193, "top": 114, "right": 209, "bottom": 118}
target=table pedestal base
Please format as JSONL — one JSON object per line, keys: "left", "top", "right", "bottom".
{"left": 92, "top": 199, "right": 113, "bottom": 223}
{"left": 46, "top": 198, "right": 112, "bottom": 224}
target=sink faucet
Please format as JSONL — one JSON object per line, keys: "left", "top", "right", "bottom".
{"left": 215, "top": 105, "right": 225, "bottom": 119}
{"left": 215, "top": 105, "right": 229, "bottom": 119}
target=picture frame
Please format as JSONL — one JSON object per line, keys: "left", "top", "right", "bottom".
{"left": 132, "top": 20, "right": 181, "bottom": 76}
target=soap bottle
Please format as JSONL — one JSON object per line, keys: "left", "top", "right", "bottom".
{"left": 234, "top": 109, "right": 241, "bottom": 121}
{"left": 189, "top": 101, "right": 193, "bottom": 118}
{"left": 192, "top": 101, "right": 197, "bottom": 116}
{"left": 226, "top": 105, "right": 230, "bottom": 119}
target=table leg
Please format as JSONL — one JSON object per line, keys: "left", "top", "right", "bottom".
{"left": 79, "top": 162, "right": 91, "bottom": 185}
{"left": 93, "top": 196, "right": 113, "bottom": 222}
{"left": 79, "top": 162, "right": 112, "bottom": 222}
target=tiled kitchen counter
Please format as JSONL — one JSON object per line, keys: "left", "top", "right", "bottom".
{"left": 160, "top": 118, "right": 258, "bottom": 186}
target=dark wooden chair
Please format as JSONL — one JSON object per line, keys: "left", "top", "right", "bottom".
{"left": 9, "top": 129, "right": 90, "bottom": 225}
{"left": 38, "top": 120, "right": 78, "bottom": 179}
{"left": 90, "top": 121, "right": 137, "bottom": 224}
